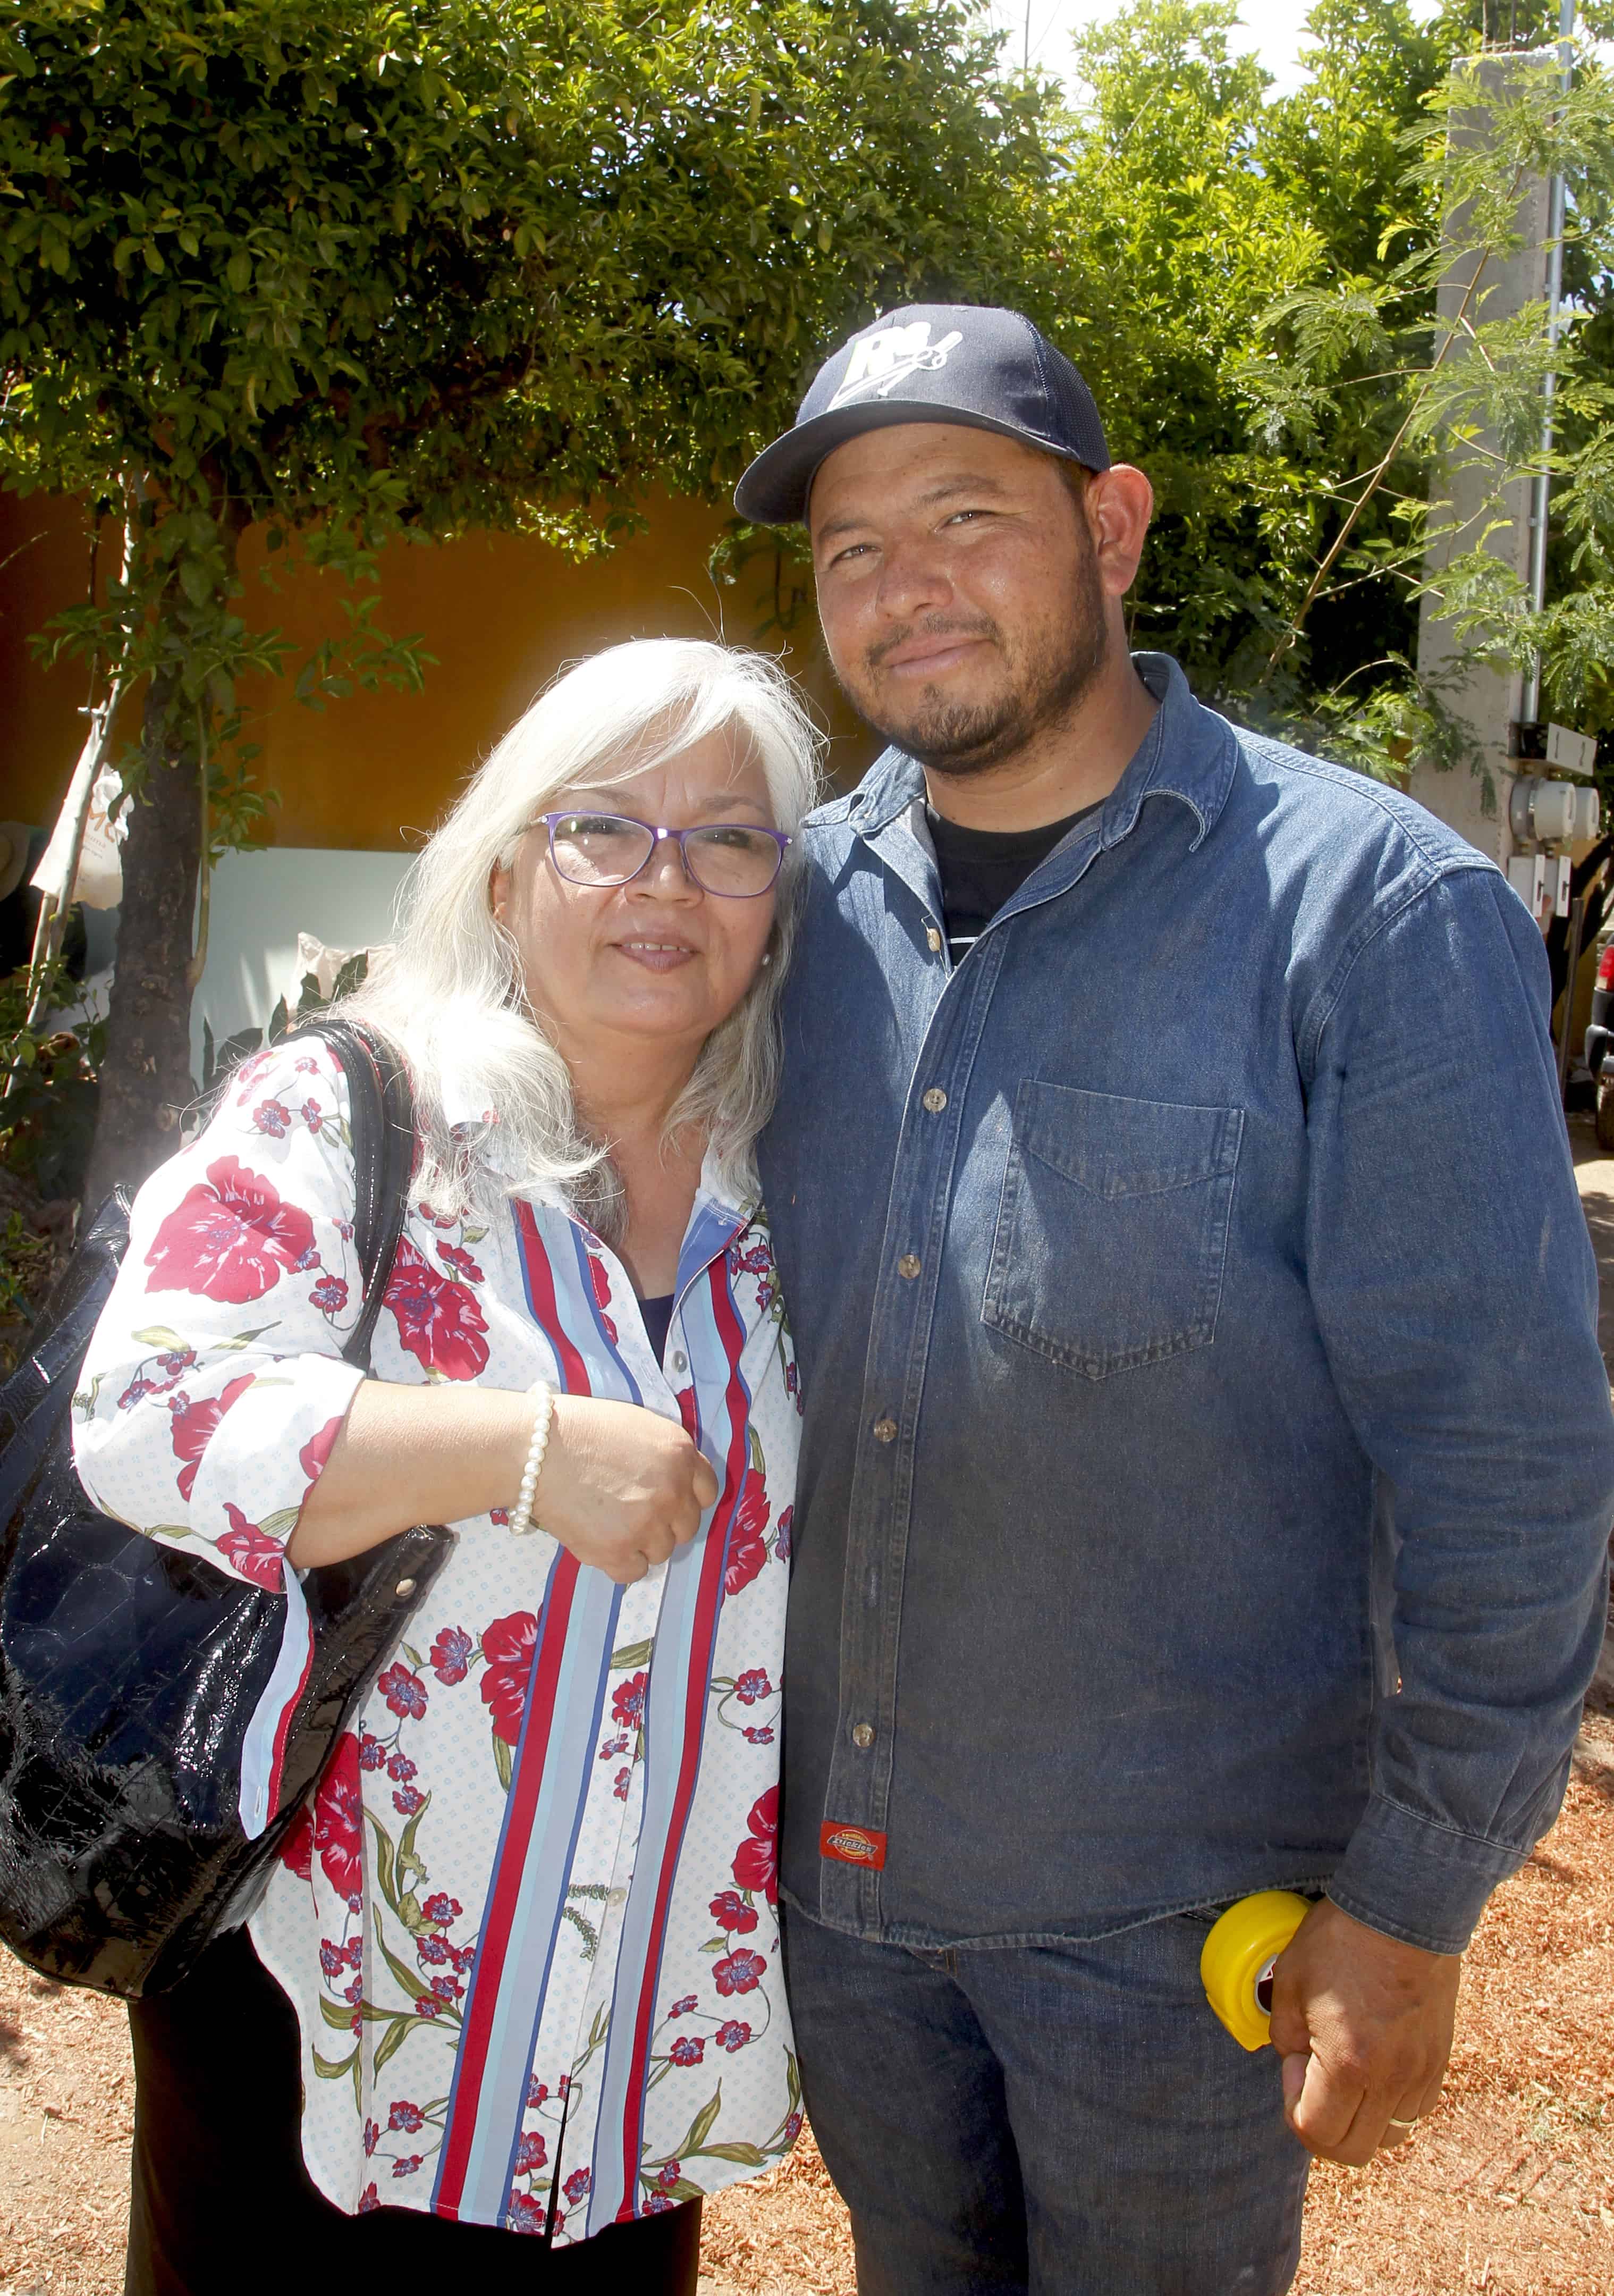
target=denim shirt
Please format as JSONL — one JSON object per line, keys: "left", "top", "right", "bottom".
{"left": 759, "top": 653, "right": 1614, "bottom": 1958}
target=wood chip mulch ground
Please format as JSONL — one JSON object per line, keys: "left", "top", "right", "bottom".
{"left": 4, "top": 1717, "right": 1611, "bottom": 2294}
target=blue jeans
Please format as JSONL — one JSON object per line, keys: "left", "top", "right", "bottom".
{"left": 782, "top": 1905, "right": 1309, "bottom": 2295}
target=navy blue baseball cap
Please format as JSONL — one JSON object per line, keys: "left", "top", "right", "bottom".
{"left": 733, "top": 303, "right": 1110, "bottom": 527}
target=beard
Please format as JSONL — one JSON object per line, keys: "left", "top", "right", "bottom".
{"left": 836, "top": 529, "right": 1109, "bottom": 780}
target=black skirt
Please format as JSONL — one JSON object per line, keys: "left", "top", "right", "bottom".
{"left": 124, "top": 1924, "right": 702, "bottom": 2295}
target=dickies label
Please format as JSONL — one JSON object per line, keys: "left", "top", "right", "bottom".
{"left": 819, "top": 1822, "right": 888, "bottom": 1869}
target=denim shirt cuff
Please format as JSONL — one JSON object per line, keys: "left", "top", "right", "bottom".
{"left": 1325, "top": 1794, "right": 1526, "bottom": 1955}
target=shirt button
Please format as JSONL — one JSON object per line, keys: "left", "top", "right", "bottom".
{"left": 922, "top": 1087, "right": 948, "bottom": 1114}
{"left": 897, "top": 1254, "right": 921, "bottom": 1281}
{"left": 872, "top": 1417, "right": 898, "bottom": 1444}
{"left": 851, "top": 1722, "right": 876, "bottom": 1750}
{"left": 671, "top": 1351, "right": 688, "bottom": 1374}
{"left": 926, "top": 927, "right": 943, "bottom": 954}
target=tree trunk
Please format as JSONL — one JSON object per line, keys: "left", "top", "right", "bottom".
{"left": 81, "top": 674, "right": 202, "bottom": 1206}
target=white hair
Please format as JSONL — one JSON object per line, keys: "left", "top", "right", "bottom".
{"left": 339, "top": 638, "right": 824, "bottom": 1222}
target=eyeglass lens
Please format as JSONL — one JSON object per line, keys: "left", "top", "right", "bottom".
{"left": 549, "top": 814, "right": 781, "bottom": 896}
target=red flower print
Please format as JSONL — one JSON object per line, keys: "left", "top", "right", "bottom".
{"left": 716, "top": 2020, "right": 751, "bottom": 2052}
{"left": 782, "top": 2110, "right": 804, "bottom": 2144}
{"left": 723, "top": 1471, "right": 769, "bottom": 1597}
{"left": 253, "top": 1099, "right": 291, "bottom": 1139}
{"left": 145, "top": 1157, "right": 316, "bottom": 1303}
{"left": 429, "top": 1626, "right": 473, "bottom": 1684}
{"left": 280, "top": 1802, "right": 314, "bottom": 1881}
{"left": 437, "top": 1241, "right": 483, "bottom": 1282}
{"left": 657, "top": 2162, "right": 682, "bottom": 2191}
{"left": 775, "top": 1504, "right": 793, "bottom": 1563}
{"left": 389, "top": 2100, "right": 425, "bottom": 2132}
{"left": 299, "top": 1099, "right": 324, "bottom": 1133}
{"left": 378, "top": 1662, "right": 427, "bottom": 1721}
{"left": 613, "top": 1766, "right": 631, "bottom": 1801}
{"left": 299, "top": 1414, "right": 345, "bottom": 1488}
{"left": 383, "top": 1235, "right": 489, "bottom": 1380}
{"left": 417, "top": 1201, "right": 459, "bottom": 1230}
{"left": 362, "top": 2118, "right": 380, "bottom": 2156}
{"left": 515, "top": 2130, "right": 547, "bottom": 2174}
{"left": 611, "top": 1671, "right": 648, "bottom": 1730}
{"left": 231, "top": 1049, "right": 275, "bottom": 1104}
{"left": 422, "top": 1893, "right": 461, "bottom": 1927}
{"left": 731, "top": 1785, "right": 778, "bottom": 1905}
{"left": 312, "top": 1735, "right": 364, "bottom": 1908}
{"left": 357, "top": 2185, "right": 380, "bottom": 2214}
{"left": 392, "top": 2155, "right": 422, "bottom": 2177}
{"left": 708, "top": 1889, "right": 758, "bottom": 1936}
{"left": 386, "top": 1750, "right": 416, "bottom": 1782}
{"left": 713, "top": 1946, "right": 767, "bottom": 1996}
{"left": 310, "top": 1273, "right": 349, "bottom": 1317}
{"left": 563, "top": 2167, "right": 592, "bottom": 2204}
{"left": 218, "top": 1501, "right": 285, "bottom": 1591}
{"left": 359, "top": 1731, "right": 386, "bottom": 1770}
{"left": 479, "top": 1611, "right": 538, "bottom": 1746}
{"left": 394, "top": 1784, "right": 426, "bottom": 1815}
{"left": 743, "top": 1725, "right": 775, "bottom": 1745}
{"left": 669, "top": 2033, "right": 705, "bottom": 2066}
{"left": 734, "top": 1668, "right": 773, "bottom": 1705}
{"left": 167, "top": 1374, "right": 253, "bottom": 1502}
{"left": 509, "top": 2193, "right": 547, "bottom": 2236}
{"left": 667, "top": 1995, "right": 698, "bottom": 2017}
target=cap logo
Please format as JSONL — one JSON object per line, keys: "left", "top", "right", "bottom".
{"left": 827, "top": 322, "right": 964, "bottom": 411}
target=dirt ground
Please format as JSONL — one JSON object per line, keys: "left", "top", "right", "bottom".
{"left": 4, "top": 1123, "right": 1613, "bottom": 2294}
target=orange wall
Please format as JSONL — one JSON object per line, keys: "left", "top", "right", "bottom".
{"left": 0, "top": 490, "right": 875, "bottom": 850}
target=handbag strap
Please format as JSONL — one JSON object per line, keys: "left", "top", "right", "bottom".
{"left": 291, "top": 1020, "right": 415, "bottom": 1372}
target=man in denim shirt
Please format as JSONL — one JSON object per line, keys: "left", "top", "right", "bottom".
{"left": 737, "top": 306, "right": 1614, "bottom": 2294}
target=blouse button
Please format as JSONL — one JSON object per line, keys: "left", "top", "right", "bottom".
{"left": 897, "top": 1254, "right": 921, "bottom": 1281}
{"left": 672, "top": 1351, "right": 688, "bottom": 1374}
{"left": 922, "top": 1087, "right": 948, "bottom": 1114}
{"left": 851, "top": 1723, "right": 875, "bottom": 1750}
{"left": 926, "top": 927, "right": 943, "bottom": 954}
{"left": 872, "top": 1417, "right": 898, "bottom": 1444}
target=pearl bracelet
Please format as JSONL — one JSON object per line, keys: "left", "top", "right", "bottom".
{"left": 507, "top": 1379, "right": 554, "bottom": 1539}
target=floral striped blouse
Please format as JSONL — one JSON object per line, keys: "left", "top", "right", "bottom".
{"left": 72, "top": 1036, "right": 802, "bottom": 2241}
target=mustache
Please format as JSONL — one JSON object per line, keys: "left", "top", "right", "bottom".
{"left": 865, "top": 613, "right": 1001, "bottom": 673}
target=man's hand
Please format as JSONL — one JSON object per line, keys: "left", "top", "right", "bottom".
{"left": 1266, "top": 1898, "right": 1461, "bottom": 2166}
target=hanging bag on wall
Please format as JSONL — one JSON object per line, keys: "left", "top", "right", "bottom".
{"left": 0, "top": 1019, "right": 454, "bottom": 1997}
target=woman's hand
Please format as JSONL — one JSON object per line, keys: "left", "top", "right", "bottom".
{"left": 537, "top": 1395, "right": 720, "bottom": 1583}
{"left": 288, "top": 1383, "right": 718, "bottom": 1575}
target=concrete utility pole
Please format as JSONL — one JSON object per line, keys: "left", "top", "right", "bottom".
{"left": 1410, "top": 51, "right": 1556, "bottom": 869}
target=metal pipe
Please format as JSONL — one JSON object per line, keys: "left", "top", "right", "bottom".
{"left": 1520, "top": 0, "right": 1576, "bottom": 725}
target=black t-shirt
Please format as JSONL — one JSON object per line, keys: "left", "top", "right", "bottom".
{"left": 639, "top": 1291, "right": 675, "bottom": 1364}
{"left": 927, "top": 801, "right": 1101, "bottom": 963}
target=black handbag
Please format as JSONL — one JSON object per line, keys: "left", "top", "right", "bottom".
{"left": 0, "top": 1019, "right": 455, "bottom": 1998}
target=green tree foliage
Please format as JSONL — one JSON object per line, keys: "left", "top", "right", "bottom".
{"left": 1034, "top": 0, "right": 1614, "bottom": 768}
{"left": 0, "top": 0, "right": 1053, "bottom": 1190}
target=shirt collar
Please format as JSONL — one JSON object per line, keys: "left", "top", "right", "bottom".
{"left": 436, "top": 1074, "right": 752, "bottom": 1233}
{"left": 843, "top": 652, "right": 1239, "bottom": 856}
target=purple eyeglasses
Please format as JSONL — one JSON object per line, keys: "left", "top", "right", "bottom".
{"left": 538, "top": 811, "right": 790, "bottom": 899}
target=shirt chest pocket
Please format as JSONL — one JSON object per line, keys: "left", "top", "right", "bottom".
{"left": 983, "top": 1082, "right": 1244, "bottom": 1380}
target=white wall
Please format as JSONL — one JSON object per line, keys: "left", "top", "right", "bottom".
{"left": 190, "top": 847, "right": 413, "bottom": 1073}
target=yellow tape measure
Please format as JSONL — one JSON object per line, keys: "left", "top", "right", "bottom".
{"left": 1199, "top": 1890, "right": 1311, "bottom": 2051}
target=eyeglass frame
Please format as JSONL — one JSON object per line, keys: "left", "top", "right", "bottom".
{"left": 534, "top": 811, "right": 792, "bottom": 898}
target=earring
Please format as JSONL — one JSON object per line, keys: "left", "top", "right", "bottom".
{"left": 762, "top": 953, "right": 773, "bottom": 967}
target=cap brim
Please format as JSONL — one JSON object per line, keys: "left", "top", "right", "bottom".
{"left": 733, "top": 402, "right": 1096, "bottom": 528}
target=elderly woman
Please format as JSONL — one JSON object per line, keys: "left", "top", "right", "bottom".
{"left": 73, "top": 639, "right": 819, "bottom": 2293}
